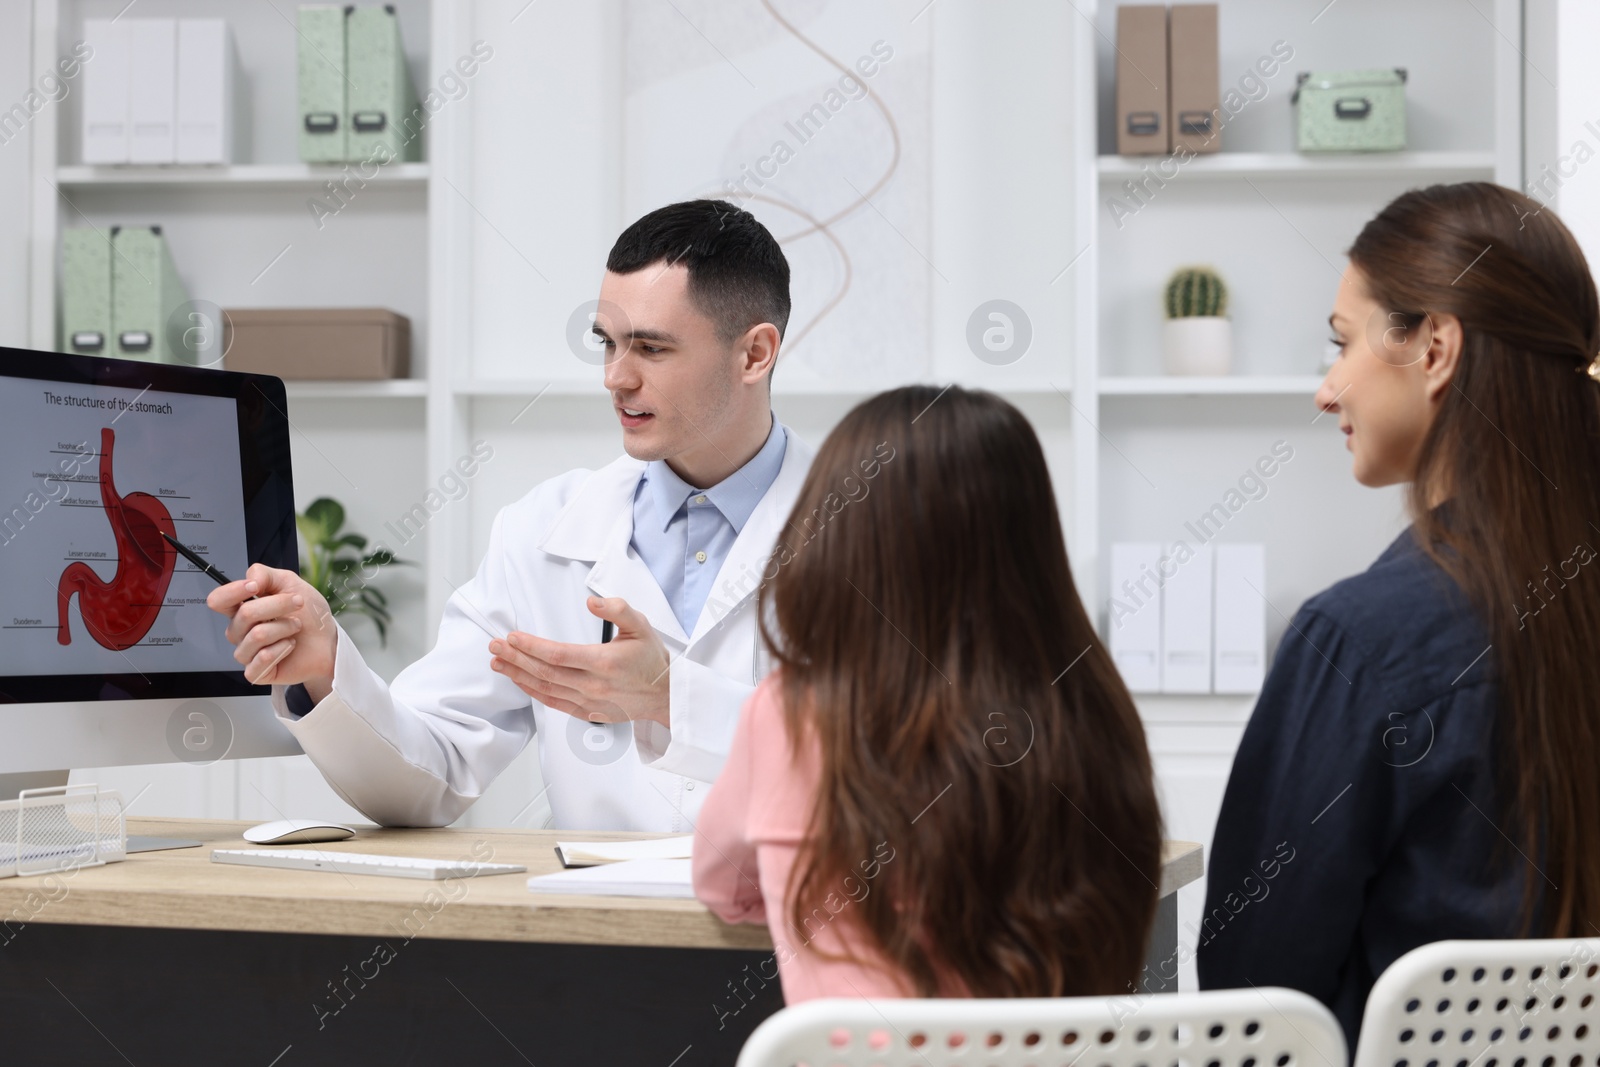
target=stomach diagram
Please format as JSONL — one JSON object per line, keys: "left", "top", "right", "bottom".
{"left": 56, "top": 427, "right": 177, "bottom": 651}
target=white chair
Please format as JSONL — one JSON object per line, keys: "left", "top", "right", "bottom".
{"left": 1353, "top": 939, "right": 1600, "bottom": 1067}
{"left": 736, "top": 988, "right": 1347, "bottom": 1067}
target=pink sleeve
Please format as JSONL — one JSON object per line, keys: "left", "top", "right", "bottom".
{"left": 691, "top": 681, "right": 768, "bottom": 924}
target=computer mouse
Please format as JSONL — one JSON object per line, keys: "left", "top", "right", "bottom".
{"left": 243, "top": 819, "right": 357, "bottom": 845}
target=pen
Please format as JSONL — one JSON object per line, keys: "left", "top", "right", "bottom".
{"left": 161, "top": 532, "right": 258, "bottom": 600}
{"left": 601, "top": 619, "right": 614, "bottom": 644}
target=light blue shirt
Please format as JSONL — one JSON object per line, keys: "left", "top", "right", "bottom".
{"left": 631, "top": 416, "right": 788, "bottom": 635}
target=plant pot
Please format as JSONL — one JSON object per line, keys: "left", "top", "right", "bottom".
{"left": 1162, "top": 317, "right": 1233, "bottom": 376}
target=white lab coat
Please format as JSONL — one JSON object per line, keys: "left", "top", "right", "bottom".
{"left": 270, "top": 429, "right": 813, "bottom": 830}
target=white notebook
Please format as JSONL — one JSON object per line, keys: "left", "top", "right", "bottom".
{"left": 527, "top": 857, "right": 694, "bottom": 899}
{"left": 554, "top": 835, "right": 693, "bottom": 868}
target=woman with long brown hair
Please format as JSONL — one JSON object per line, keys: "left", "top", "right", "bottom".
{"left": 1199, "top": 181, "right": 1600, "bottom": 1047}
{"left": 692, "top": 385, "right": 1163, "bottom": 1003}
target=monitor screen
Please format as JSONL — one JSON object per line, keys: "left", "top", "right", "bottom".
{"left": 0, "top": 348, "right": 296, "bottom": 705}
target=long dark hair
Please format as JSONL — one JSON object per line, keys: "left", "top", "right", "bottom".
{"left": 760, "top": 385, "right": 1163, "bottom": 996}
{"left": 1347, "top": 182, "right": 1600, "bottom": 935}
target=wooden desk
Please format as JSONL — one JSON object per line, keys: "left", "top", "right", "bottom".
{"left": 0, "top": 818, "right": 1203, "bottom": 1066}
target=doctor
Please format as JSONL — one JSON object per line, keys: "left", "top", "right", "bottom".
{"left": 207, "top": 200, "right": 812, "bottom": 830}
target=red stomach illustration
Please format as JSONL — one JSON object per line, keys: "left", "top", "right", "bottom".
{"left": 57, "top": 427, "right": 178, "bottom": 651}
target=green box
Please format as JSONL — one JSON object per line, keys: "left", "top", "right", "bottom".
{"left": 1292, "top": 69, "right": 1408, "bottom": 153}
{"left": 62, "top": 228, "right": 112, "bottom": 356}
{"left": 298, "top": 4, "right": 349, "bottom": 163}
{"left": 111, "top": 226, "right": 189, "bottom": 365}
{"left": 346, "top": 6, "right": 421, "bottom": 163}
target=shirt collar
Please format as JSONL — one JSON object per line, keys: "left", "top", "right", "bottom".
{"left": 642, "top": 416, "right": 787, "bottom": 534}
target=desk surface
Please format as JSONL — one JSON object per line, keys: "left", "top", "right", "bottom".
{"left": 0, "top": 817, "right": 1203, "bottom": 951}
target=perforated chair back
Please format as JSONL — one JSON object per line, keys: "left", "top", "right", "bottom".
{"left": 736, "top": 988, "right": 1347, "bottom": 1067}
{"left": 1353, "top": 939, "right": 1600, "bottom": 1067}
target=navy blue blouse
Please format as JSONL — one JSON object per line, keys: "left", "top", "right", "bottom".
{"left": 1196, "top": 525, "right": 1538, "bottom": 1051}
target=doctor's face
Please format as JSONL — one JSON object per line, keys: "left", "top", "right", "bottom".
{"left": 594, "top": 263, "right": 754, "bottom": 475}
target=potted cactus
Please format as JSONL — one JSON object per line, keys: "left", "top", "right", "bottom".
{"left": 1162, "top": 265, "right": 1232, "bottom": 376}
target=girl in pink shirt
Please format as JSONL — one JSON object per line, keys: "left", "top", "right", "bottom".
{"left": 693, "top": 385, "right": 1163, "bottom": 1007}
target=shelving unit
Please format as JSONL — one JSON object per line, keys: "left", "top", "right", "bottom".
{"left": 1098, "top": 375, "right": 1324, "bottom": 396}
{"left": 30, "top": 0, "right": 453, "bottom": 829}
{"left": 24, "top": 0, "right": 1534, "bottom": 875}
{"left": 1077, "top": 0, "right": 1525, "bottom": 988}
{"left": 28, "top": 0, "right": 447, "bottom": 614}
{"left": 1080, "top": 0, "right": 1522, "bottom": 602}
{"left": 283, "top": 379, "right": 430, "bottom": 400}
{"left": 1095, "top": 149, "right": 1496, "bottom": 181}
{"left": 55, "top": 162, "right": 431, "bottom": 190}
{"left": 451, "top": 378, "right": 1075, "bottom": 398}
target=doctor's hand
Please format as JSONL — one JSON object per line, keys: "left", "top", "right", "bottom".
{"left": 206, "top": 563, "right": 338, "bottom": 695}
{"left": 488, "top": 596, "right": 672, "bottom": 728}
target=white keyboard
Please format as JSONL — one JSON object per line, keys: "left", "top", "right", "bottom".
{"left": 211, "top": 848, "right": 527, "bottom": 881}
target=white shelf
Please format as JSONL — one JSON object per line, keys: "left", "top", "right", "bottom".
{"left": 282, "top": 379, "right": 428, "bottom": 400}
{"left": 1096, "top": 150, "right": 1497, "bottom": 182}
{"left": 1132, "top": 694, "right": 1258, "bottom": 726}
{"left": 55, "top": 163, "right": 431, "bottom": 191}
{"left": 453, "top": 378, "right": 1074, "bottom": 398}
{"left": 455, "top": 379, "right": 601, "bottom": 397}
{"left": 1098, "top": 375, "right": 1325, "bottom": 396}
{"left": 771, "top": 379, "right": 1071, "bottom": 397}
{"left": 454, "top": 378, "right": 895, "bottom": 399}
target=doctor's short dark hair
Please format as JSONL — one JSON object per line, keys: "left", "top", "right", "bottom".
{"left": 606, "top": 199, "right": 792, "bottom": 345}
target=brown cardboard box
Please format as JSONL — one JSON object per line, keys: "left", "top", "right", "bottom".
{"left": 1116, "top": 5, "right": 1170, "bottom": 156}
{"left": 221, "top": 308, "right": 411, "bottom": 380}
{"left": 1169, "top": 4, "right": 1221, "bottom": 154}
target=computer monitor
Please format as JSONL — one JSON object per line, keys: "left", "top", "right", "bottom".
{"left": 0, "top": 346, "right": 302, "bottom": 822}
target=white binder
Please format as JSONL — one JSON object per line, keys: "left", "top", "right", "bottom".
{"left": 81, "top": 19, "right": 131, "bottom": 163}
{"left": 128, "top": 19, "right": 177, "bottom": 163}
{"left": 1161, "top": 544, "right": 1214, "bottom": 693}
{"left": 1109, "top": 542, "right": 1162, "bottom": 693}
{"left": 175, "top": 19, "right": 237, "bottom": 164}
{"left": 1214, "top": 543, "right": 1267, "bottom": 694}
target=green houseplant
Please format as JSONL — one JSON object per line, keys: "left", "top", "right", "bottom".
{"left": 297, "top": 497, "right": 410, "bottom": 645}
{"left": 1162, "top": 265, "right": 1233, "bottom": 376}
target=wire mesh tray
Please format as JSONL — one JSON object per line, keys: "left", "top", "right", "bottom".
{"left": 0, "top": 784, "right": 126, "bottom": 879}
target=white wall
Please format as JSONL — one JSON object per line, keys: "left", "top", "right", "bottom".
{"left": 1550, "top": 0, "right": 1600, "bottom": 264}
